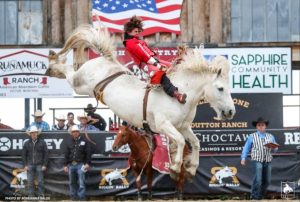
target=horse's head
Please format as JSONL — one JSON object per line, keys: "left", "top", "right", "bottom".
{"left": 45, "top": 50, "right": 67, "bottom": 78}
{"left": 204, "top": 56, "right": 236, "bottom": 121}
{"left": 112, "top": 125, "right": 131, "bottom": 151}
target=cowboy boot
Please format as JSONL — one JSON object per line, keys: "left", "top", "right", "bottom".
{"left": 173, "top": 91, "right": 187, "bottom": 104}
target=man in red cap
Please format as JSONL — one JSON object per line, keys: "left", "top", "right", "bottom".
{"left": 123, "top": 16, "right": 186, "bottom": 104}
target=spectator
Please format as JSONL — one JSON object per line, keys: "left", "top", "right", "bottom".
{"left": 22, "top": 126, "right": 48, "bottom": 197}
{"left": 84, "top": 104, "right": 107, "bottom": 131}
{"left": 63, "top": 125, "right": 91, "bottom": 200}
{"left": 77, "top": 114, "right": 99, "bottom": 131}
{"left": 66, "top": 112, "right": 76, "bottom": 129}
{"left": 241, "top": 117, "right": 279, "bottom": 200}
{"left": 52, "top": 114, "right": 68, "bottom": 130}
{"left": 29, "top": 110, "right": 50, "bottom": 131}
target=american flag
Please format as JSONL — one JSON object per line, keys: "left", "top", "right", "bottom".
{"left": 92, "top": 0, "right": 183, "bottom": 36}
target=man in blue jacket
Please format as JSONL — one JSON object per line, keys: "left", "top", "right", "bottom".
{"left": 241, "top": 117, "right": 278, "bottom": 200}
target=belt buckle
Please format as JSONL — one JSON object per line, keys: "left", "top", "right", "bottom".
{"left": 72, "top": 161, "right": 77, "bottom": 165}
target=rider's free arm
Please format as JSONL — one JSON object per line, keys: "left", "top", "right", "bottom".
{"left": 241, "top": 135, "right": 253, "bottom": 160}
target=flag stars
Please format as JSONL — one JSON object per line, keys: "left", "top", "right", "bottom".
{"left": 123, "top": 3, "right": 128, "bottom": 8}
{"left": 149, "top": 7, "right": 154, "bottom": 11}
{"left": 116, "top": 1, "right": 120, "bottom": 5}
{"left": 103, "top": 3, "right": 108, "bottom": 7}
{"left": 130, "top": 0, "right": 134, "bottom": 3}
{"left": 147, "top": 0, "right": 152, "bottom": 4}
{"left": 142, "top": 3, "right": 146, "bottom": 7}
{"left": 96, "top": 6, "right": 101, "bottom": 10}
{"left": 137, "top": 4, "right": 141, "bottom": 8}
{"left": 94, "top": 0, "right": 100, "bottom": 4}
{"left": 111, "top": 6, "right": 116, "bottom": 10}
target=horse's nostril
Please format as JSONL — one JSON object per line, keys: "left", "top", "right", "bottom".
{"left": 229, "top": 110, "right": 232, "bottom": 115}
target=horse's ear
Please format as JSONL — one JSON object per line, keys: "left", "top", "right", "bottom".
{"left": 217, "top": 68, "right": 222, "bottom": 78}
{"left": 49, "top": 50, "right": 56, "bottom": 56}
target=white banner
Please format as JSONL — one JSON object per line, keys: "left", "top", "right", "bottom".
{"left": 203, "top": 47, "right": 292, "bottom": 94}
{"left": 0, "top": 49, "right": 73, "bottom": 98}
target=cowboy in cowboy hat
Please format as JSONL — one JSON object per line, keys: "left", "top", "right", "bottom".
{"left": 52, "top": 114, "right": 68, "bottom": 130}
{"left": 22, "top": 125, "right": 48, "bottom": 197}
{"left": 63, "top": 125, "right": 91, "bottom": 200}
{"left": 28, "top": 110, "right": 50, "bottom": 131}
{"left": 123, "top": 15, "right": 186, "bottom": 104}
{"left": 84, "top": 104, "right": 107, "bottom": 131}
{"left": 77, "top": 113, "right": 99, "bottom": 131}
{"left": 252, "top": 117, "right": 269, "bottom": 127}
{"left": 241, "top": 117, "right": 278, "bottom": 200}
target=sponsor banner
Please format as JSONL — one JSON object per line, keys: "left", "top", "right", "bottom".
{"left": 0, "top": 129, "right": 299, "bottom": 156}
{"left": 196, "top": 129, "right": 300, "bottom": 153}
{"left": 204, "top": 48, "right": 292, "bottom": 94}
{"left": 89, "top": 47, "right": 292, "bottom": 94}
{"left": 0, "top": 49, "right": 73, "bottom": 98}
{"left": 0, "top": 155, "right": 299, "bottom": 198}
{"left": 192, "top": 93, "right": 283, "bottom": 130}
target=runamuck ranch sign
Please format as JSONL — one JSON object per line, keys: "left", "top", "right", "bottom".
{"left": 0, "top": 49, "right": 73, "bottom": 98}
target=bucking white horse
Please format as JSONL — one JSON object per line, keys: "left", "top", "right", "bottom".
{"left": 45, "top": 25, "right": 235, "bottom": 177}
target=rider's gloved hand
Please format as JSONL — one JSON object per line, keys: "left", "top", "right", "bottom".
{"left": 147, "top": 57, "right": 167, "bottom": 71}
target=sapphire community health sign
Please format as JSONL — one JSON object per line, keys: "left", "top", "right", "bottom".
{"left": 203, "top": 47, "right": 292, "bottom": 94}
{"left": 0, "top": 49, "right": 73, "bottom": 98}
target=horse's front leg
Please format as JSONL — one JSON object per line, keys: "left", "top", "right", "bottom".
{"left": 134, "top": 170, "right": 142, "bottom": 201}
{"left": 180, "top": 127, "right": 200, "bottom": 178}
{"left": 146, "top": 166, "right": 153, "bottom": 200}
{"left": 158, "top": 120, "right": 185, "bottom": 173}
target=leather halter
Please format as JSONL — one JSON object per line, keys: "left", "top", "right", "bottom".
{"left": 93, "top": 71, "right": 130, "bottom": 105}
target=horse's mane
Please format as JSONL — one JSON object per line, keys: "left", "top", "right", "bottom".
{"left": 56, "top": 24, "right": 117, "bottom": 65}
{"left": 170, "top": 49, "right": 230, "bottom": 80}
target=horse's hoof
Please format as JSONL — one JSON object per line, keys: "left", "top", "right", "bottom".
{"left": 147, "top": 192, "right": 153, "bottom": 200}
{"left": 177, "top": 192, "right": 183, "bottom": 200}
{"left": 137, "top": 192, "right": 142, "bottom": 201}
{"left": 185, "top": 171, "right": 194, "bottom": 183}
{"left": 170, "top": 164, "right": 181, "bottom": 173}
{"left": 170, "top": 171, "right": 180, "bottom": 181}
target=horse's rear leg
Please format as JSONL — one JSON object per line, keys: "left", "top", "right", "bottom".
{"left": 158, "top": 120, "right": 185, "bottom": 173}
{"left": 180, "top": 127, "right": 200, "bottom": 178}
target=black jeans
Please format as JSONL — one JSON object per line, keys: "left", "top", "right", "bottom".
{"left": 160, "top": 74, "right": 177, "bottom": 97}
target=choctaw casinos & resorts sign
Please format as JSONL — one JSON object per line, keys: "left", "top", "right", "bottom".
{"left": 0, "top": 49, "right": 73, "bottom": 98}
{"left": 203, "top": 47, "right": 292, "bottom": 94}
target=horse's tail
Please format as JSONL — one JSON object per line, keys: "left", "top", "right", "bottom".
{"left": 56, "top": 24, "right": 116, "bottom": 64}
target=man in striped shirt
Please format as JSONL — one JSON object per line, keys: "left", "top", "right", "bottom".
{"left": 241, "top": 117, "right": 278, "bottom": 200}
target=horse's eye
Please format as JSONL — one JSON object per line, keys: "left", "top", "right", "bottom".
{"left": 218, "top": 87, "right": 224, "bottom": 92}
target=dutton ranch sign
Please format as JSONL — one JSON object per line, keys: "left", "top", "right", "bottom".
{"left": 0, "top": 49, "right": 73, "bottom": 98}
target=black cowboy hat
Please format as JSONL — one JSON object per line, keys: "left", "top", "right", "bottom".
{"left": 252, "top": 117, "right": 269, "bottom": 127}
{"left": 84, "top": 104, "right": 96, "bottom": 113}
